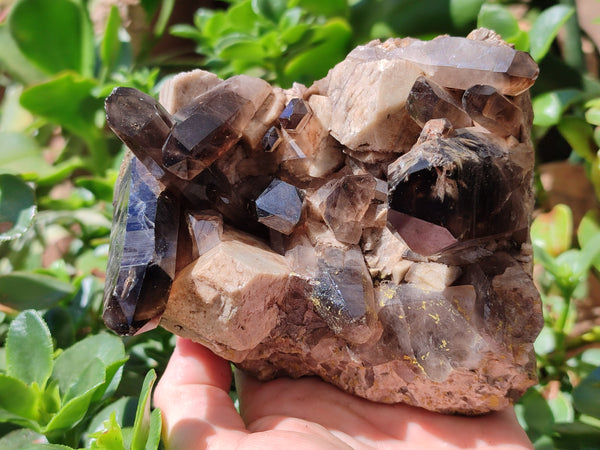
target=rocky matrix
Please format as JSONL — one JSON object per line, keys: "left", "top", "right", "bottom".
{"left": 103, "top": 29, "right": 543, "bottom": 414}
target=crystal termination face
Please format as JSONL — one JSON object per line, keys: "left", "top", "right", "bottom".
{"left": 104, "top": 29, "right": 542, "bottom": 415}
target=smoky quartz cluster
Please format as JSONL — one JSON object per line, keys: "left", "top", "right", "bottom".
{"left": 103, "top": 29, "right": 543, "bottom": 414}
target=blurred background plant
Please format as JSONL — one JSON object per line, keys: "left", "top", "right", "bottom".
{"left": 0, "top": 0, "right": 598, "bottom": 448}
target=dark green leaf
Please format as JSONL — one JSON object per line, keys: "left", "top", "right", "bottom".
{"left": 8, "top": 0, "right": 94, "bottom": 76}
{"left": 553, "top": 420, "right": 600, "bottom": 448}
{"left": 520, "top": 388, "right": 554, "bottom": 436}
{"left": 298, "top": 0, "right": 347, "bottom": 17}
{"left": 0, "top": 374, "right": 40, "bottom": 421}
{"left": 529, "top": 4, "right": 574, "bottom": 62}
{"left": 0, "top": 272, "right": 74, "bottom": 310}
{"left": 251, "top": 0, "right": 286, "bottom": 23}
{"left": 100, "top": 6, "right": 122, "bottom": 74}
{"left": 6, "top": 310, "right": 53, "bottom": 388}
{"left": 131, "top": 370, "right": 157, "bottom": 450}
{"left": 573, "top": 367, "right": 600, "bottom": 418}
{"left": 0, "top": 174, "right": 36, "bottom": 242}
{"left": 532, "top": 89, "right": 581, "bottom": 127}
{"left": 557, "top": 116, "right": 596, "bottom": 162}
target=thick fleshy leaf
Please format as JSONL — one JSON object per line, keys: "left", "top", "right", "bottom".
{"left": 0, "top": 173, "right": 36, "bottom": 242}
{"left": 8, "top": 0, "right": 94, "bottom": 76}
{"left": 6, "top": 310, "right": 53, "bottom": 388}
{"left": 449, "top": 0, "right": 484, "bottom": 28}
{"left": 0, "top": 272, "right": 74, "bottom": 310}
{"left": 43, "top": 380, "right": 103, "bottom": 432}
{"left": 519, "top": 388, "right": 554, "bottom": 436}
{"left": 557, "top": 116, "right": 596, "bottom": 162}
{"left": 476, "top": 3, "right": 527, "bottom": 50}
{"left": 131, "top": 370, "right": 157, "bottom": 450}
{"left": 85, "top": 397, "right": 137, "bottom": 447}
{"left": 573, "top": 366, "right": 600, "bottom": 418}
{"left": 100, "top": 6, "right": 122, "bottom": 74}
{"left": 531, "top": 204, "right": 573, "bottom": 257}
{"left": 90, "top": 411, "right": 125, "bottom": 450}
{"left": 0, "top": 24, "right": 45, "bottom": 84}
{"left": 532, "top": 89, "right": 581, "bottom": 127}
{"left": 52, "top": 333, "right": 126, "bottom": 397}
{"left": 0, "top": 374, "right": 40, "bottom": 421}
{"left": 145, "top": 408, "right": 162, "bottom": 450}
{"left": 0, "top": 132, "right": 53, "bottom": 180}
{"left": 251, "top": 0, "right": 286, "bottom": 23}
{"left": 529, "top": 4, "right": 574, "bottom": 62}
{"left": 0, "top": 429, "right": 47, "bottom": 448}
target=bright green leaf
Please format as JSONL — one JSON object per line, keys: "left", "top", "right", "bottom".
{"left": 0, "top": 272, "right": 74, "bottom": 310}
{"left": 477, "top": 4, "right": 520, "bottom": 42}
{"left": 529, "top": 4, "right": 574, "bottom": 62}
{"left": 228, "top": 0, "right": 260, "bottom": 32}
{"left": 90, "top": 411, "right": 126, "bottom": 450}
{"left": 0, "top": 174, "right": 36, "bottom": 242}
{"left": 63, "top": 358, "right": 105, "bottom": 404}
{"left": 449, "top": 0, "right": 484, "bottom": 28}
{"left": 548, "top": 391, "right": 575, "bottom": 423}
{"left": 0, "top": 132, "right": 53, "bottom": 179}
{"left": 152, "top": 0, "right": 175, "bottom": 38}
{"left": 131, "top": 370, "right": 157, "bottom": 450}
{"left": 586, "top": 107, "right": 600, "bottom": 126}
{"left": 6, "top": 310, "right": 53, "bottom": 388}
{"left": 85, "top": 397, "right": 138, "bottom": 447}
{"left": 0, "top": 374, "right": 40, "bottom": 421}
{"left": 218, "top": 38, "right": 266, "bottom": 62}
{"left": 19, "top": 72, "right": 100, "bottom": 144}
{"left": 145, "top": 408, "right": 162, "bottom": 450}
{"left": 52, "top": 333, "right": 125, "bottom": 398}
{"left": 8, "top": 0, "right": 94, "bottom": 76}
{"left": 0, "top": 24, "right": 45, "bottom": 84}
{"left": 532, "top": 89, "right": 581, "bottom": 126}
{"left": 531, "top": 204, "right": 573, "bottom": 257}
{"left": 557, "top": 116, "right": 596, "bottom": 162}
{"left": 100, "top": 6, "right": 122, "bottom": 75}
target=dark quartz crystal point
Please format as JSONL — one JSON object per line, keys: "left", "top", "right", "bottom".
{"left": 312, "top": 246, "right": 375, "bottom": 343}
{"left": 262, "top": 126, "right": 281, "bottom": 152}
{"left": 105, "top": 87, "right": 174, "bottom": 168}
{"left": 255, "top": 179, "right": 303, "bottom": 235}
{"left": 406, "top": 76, "right": 472, "bottom": 129}
{"left": 279, "top": 98, "right": 310, "bottom": 130}
{"left": 388, "top": 131, "right": 511, "bottom": 241}
{"left": 103, "top": 155, "right": 179, "bottom": 335}
{"left": 162, "top": 90, "right": 243, "bottom": 180}
{"left": 462, "top": 85, "right": 523, "bottom": 138}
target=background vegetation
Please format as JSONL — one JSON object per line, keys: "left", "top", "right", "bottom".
{"left": 0, "top": 0, "right": 599, "bottom": 448}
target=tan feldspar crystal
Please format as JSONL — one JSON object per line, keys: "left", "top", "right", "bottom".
{"left": 103, "top": 29, "right": 542, "bottom": 414}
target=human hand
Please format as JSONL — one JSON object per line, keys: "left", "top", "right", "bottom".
{"left": 154, "top": 338, "right": 533, "bottom": 449}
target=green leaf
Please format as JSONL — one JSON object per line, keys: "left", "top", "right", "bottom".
{"left": 63, "top": 357, "right": 105, "bottom": 404}
{"left": 217, "top": 37, "right": 266, "bottom": 62}
{"left": 131, "top": 370, "right": 157, "bottom": 450}
{"left": 529, "top": 4, "right": 574, "bottom": 62}
{"left": 251, "top": 0, "right": 287, "bottom": 23}
{"left": 449, "top": 0, "right": 484, "bottom": 28}
{"left": 298, "top": 0, "right": 347, "bottom": 17}
{"left": 85, "top": 397, "right": 137, "bottom": 447}
{"left": 585, "top": 107, "right": 600, "bottom": 126}
{"left": 519, "top": 388, "right": 554, "bottom": 436}
{"left": 0, "top": 429, "right": 47, "bottom": 448}
{"left": 8, "top": 0, "right": 94, "bottom": 76}
{"left": 573, "top": 367, "right": 600, "bottom": 418}
{"left": 0, "top": 374, "right": 40, "bottom": 421}
{"left": 100, "top": 6, "right": 122, "bottom": 75}
{"left": 0, "top": 132, "right": 53, "bottom": 180}
{"left": 531, "top": 204, "right": 573, "bottom": 257}
{"left": 145, "top": 408, "right": 162, "bottom": 450}
{"left": 0, "top": 174, "right": 36, "bottom": 242}
{"left": 52, "top": 333, "right": 126, "bottom": 399}
{"left": 6, "top": 310, "right": 53, "bottom": 388}
{"left": 0, "top": 24, "right": 46, "bottom": 84}
{"left": 19, "top": 72, "right": 100, "bottom": 145}
{"left": 557, "top": 116, "right": 596, "bottom": 162}
{"left": 476, "top": 3, "right": 527, "bottom": 50}
{"left": 553, "top": 420, "right": 600, "bottom": 448}
{"left": 90, "top": 411, "right": 126, "bottom": 450}
{"left": 0, "top": 272, "right": 74, "bottom": 310}
{"left": 532, "top": 89, "right": 581, "bottom": 127}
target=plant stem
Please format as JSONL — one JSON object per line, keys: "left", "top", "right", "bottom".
{"left": 560, "top": 0, "right": 586, "bottom": 73}
{"left": 555, "top": 290, "right": 573, "bottom": 352}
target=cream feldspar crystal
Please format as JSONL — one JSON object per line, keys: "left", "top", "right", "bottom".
{"left": 103, "top": 29, "right": 542, "bottom": 414}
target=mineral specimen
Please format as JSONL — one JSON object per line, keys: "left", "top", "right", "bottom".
{"left": 103, "top": 29, "right": 543, "bottom": 415}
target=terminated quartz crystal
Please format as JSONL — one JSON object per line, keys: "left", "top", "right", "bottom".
{"left": 104, "top": 29, "right": 542, "bottom": 414}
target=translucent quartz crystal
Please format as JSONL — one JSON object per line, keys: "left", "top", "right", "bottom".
{"left": 103, "top": 155, "right": 179, "bottom": 335}
{"left": 255, "top": 179, "right": 303, "bottom": 235}
{"left": 104, "top": 30, "right": 543, "bottom": 415}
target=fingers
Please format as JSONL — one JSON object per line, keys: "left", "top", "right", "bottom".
{"left": 154, "top": 338, "right": 247, "bottom": 449}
